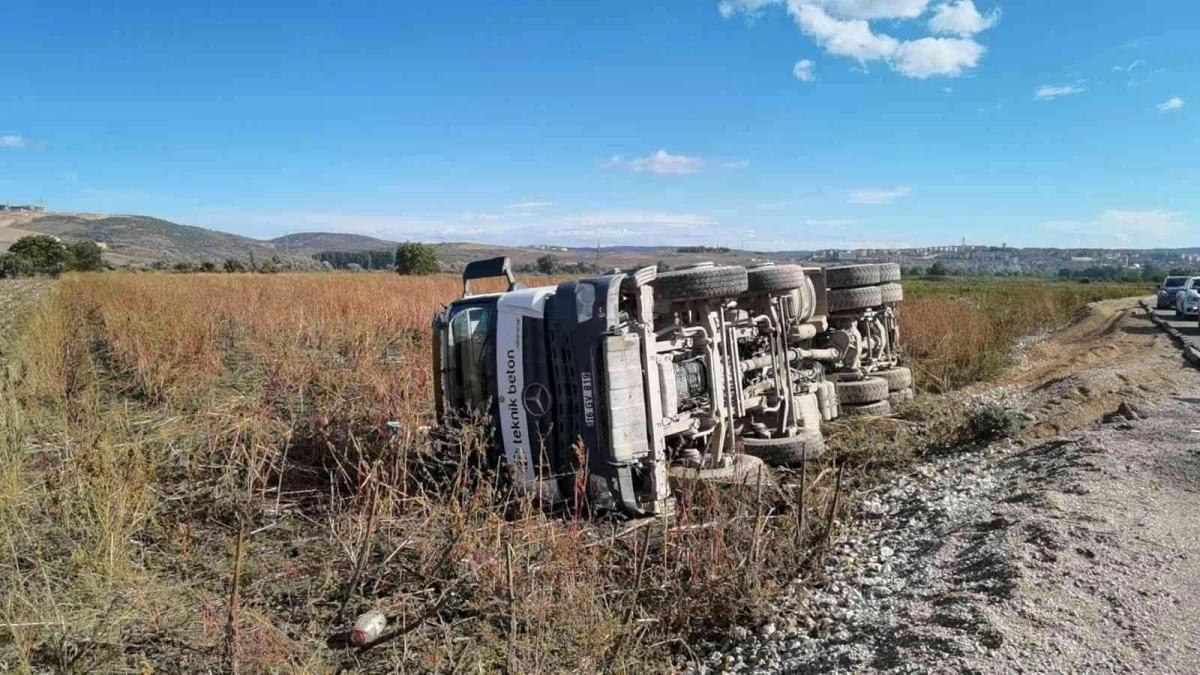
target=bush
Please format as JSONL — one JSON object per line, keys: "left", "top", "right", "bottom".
{"left": 68, "top": 241, "right": 106, "bottom": 272}
{"left": 7, "top": 235, "right": 72, "bottom": 275}
{"left": 964, "top": 398, "right": 1022, "bottom": 443}
{"left": 536, "top": 254, "right": 560, "bottom": 275}
{"left": 395, "top": 242, "right": 439, "bottom": 276}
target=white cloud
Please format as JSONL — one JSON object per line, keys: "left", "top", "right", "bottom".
{"left": 0, "top": 135, "right": 27, "bottom": 148}
{"left": 812, "top": 0, "right": 931, "bottom": 20}
{"left": 943, "top": 86, "right": 954, "bottom": 94}
{"left": 1157, "top": 96, "right": 1184, "bottom": 112}
{"left": 558, "top": 212, "right": 717, "bottom": 229}
{"left": 928, "top": 1, "right": 1000, "bottom": 36}
{"left": 1043, "top": 210, "right": 1188, "bottom": 246}
{"left": 604, "top": 149, "right": 706, "bottom": 175}
{"left": 848, "top": 187, "right": 911, "bottom": 204}
{"left": 793, "top": 59, "right": 816, "bottom": 82}
{"left": 791, "top": 3, "right": 899, "bottom": 62}
{"left": 721, "top": 0, "right": 994, "bottom": 79}
{"left": 201, "top": 208, "right": 722, "bottom": 248}
{"left": 890, "top": 37, "right": 984, "bottom": 78}
{"left": 504, "top": 201, "right": 552, "bottom": 210}
{"left": 721, "top": 0, "right": 932, "bottom": 20}
{"left": 460, "top": 212, "right": 505, "bottom": 222}
{"left": 719, "top": 0, "right": 778, "bottom": 18}
{"left": 723, "top": 160, "right": 752, "bottom": 169}
{"left": 1111, "top": 59, "right": 1144, "bottom": 73}
{"left": 1034, "top": 84, "right": 1086, "bottom": 101}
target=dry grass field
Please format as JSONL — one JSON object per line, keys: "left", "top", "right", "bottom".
{"left": 0, "top": 273, "right": 1148, "bottom": 673}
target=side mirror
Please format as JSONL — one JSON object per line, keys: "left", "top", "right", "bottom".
{"left": 461, "top": 257, "right": 522, "bottom": 297}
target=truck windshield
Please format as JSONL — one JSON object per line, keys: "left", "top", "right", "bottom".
{"left": 1165, "top": 277, "right": 1188, "bottom": 288}
{"left": 445, "top": 303, "right": 496, "bottom": 413}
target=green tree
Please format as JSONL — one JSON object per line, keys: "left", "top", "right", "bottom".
{"left": 8, "top": 235, "right": 72, "bottom": 275}
{"left": 536, "top": 254, "right": 560, "bottom": 275}
{"left": 68, "top": 241, "right": 106, "bottom": 271}
{"left": 0, "top": 252, "right": 33, "bottom": 278}
{"left": 395, "top": 242, "right": 439, "bottom": 276}
{"left": 927, "top": 261, "right": 950, "bottom": 277}
{"left": 199, "top": 261, "right": 218, "bottom": 273}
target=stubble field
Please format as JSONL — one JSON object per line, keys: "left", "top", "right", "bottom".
{"left": 0, "top": 273, "right": 1148, "bottom": 673}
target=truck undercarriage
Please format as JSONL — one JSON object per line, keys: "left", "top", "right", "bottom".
{"left": 433, "top": 257, "right": 908, "bottom": 517}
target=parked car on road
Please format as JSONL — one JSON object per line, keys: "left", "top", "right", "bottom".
{"left": 1175, "top": 277, "right": 1200, "bottom": 318}
{"left": 1157, "top": 276, "right": 1190, "bottom": 309}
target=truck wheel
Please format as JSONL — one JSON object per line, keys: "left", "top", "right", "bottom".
{"left": 655, "top": 264, "right": 749, "bottom": 302}
{"left": 878, "top": 263, "right": 902, "bottom": 283}
{"left": 888, "top": 388, "right": 915, "bottom": 407}
{"left": 826, "top": 264, "right": 882, "bottom": 289}
{"left": 879, "top": 282, "right": 904, "bottom": 304}
{"left": 835, "top": 377, "right": 889, "bottom": 404}
{"left": 828, "top": 286, "right": 883, "bottom": 313}
{"left": 747, "top": 264, "right": 806, "bottom": 293}
{"left": 742, "top": 431, "right": 826, "bottom": 467}
{"left": 843, "top": 399, "right": 892, "bottom": 417}
{"left": 668, "top": 454, "right": 773, "bottom": 488}
{"left": 875, "top": 366, "right": 913, "bottom": 392}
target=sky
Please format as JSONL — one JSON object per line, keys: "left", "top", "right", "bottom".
{"left": 1, "top": 0, "right": 1196, "bottom": 250}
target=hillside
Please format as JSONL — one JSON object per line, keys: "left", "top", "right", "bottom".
{"left": 17, "top": 214, "right": 289, "bottom": 266}
{"left": 270, "top": 232, "right": 397, "bottom": 255}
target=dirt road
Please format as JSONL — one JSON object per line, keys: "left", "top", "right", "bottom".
{"left": 700, "top": 298, "right": 1200, "bottom": 673}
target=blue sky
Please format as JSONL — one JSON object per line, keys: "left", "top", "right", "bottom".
{"left": 1, "top": 0, "right": 1196, "bottom": 249}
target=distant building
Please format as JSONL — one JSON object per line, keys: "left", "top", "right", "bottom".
{"left": 0, "top": 204, "right": 45, "bottom": 213}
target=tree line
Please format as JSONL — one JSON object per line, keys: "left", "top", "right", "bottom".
{"left": 312, "top": 249, "right": 398, "bottom": 271}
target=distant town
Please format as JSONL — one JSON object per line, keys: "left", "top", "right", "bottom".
{"left": 797, "top": 244, "right": 1200, "bottom": 278}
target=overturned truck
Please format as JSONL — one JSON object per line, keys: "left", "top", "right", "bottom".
{"left": 432, "top": 258, "right": 910, "bottom": 517}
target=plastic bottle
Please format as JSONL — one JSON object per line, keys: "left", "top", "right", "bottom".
{"left": 351, "top": 609, "right": 387, "bottom": 646}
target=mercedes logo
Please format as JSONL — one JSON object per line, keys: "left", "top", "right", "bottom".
{"left": 522, "top": 382, "right": 552, "bottom": 419}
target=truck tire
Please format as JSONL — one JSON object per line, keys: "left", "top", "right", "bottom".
{"left": 878, "top": 263, "right": 902, "bottom": 283}
{"left": 828, "top": 286, "right": 882, "bottom": 312}
{"left": 826, "top": 264, "right": 881, "bottom": 289}
{"left": 875, "top": 366, "right": 913, "bottom": 392}
{"left": 888, "top": 388, "right": 915, "bottom": 407}
{"left": 742, "top": 431, "right": 826, "bottom": 467}
{"left": 747, "top": 264, "right": 806, "bottom": 294}
{"left": 655, "top": 265, "right": 748, "bottom": 302}
{"left": 835, "top": 377, "right": 889, "bottom": 405}
{"left": 843, "top": 400, "right": 892, "bottom": 417}
{"left": 668, "top": 453, "right": 773, "bottom": 488}
{"left": 879, "top": 282, "right": 904, "bottom": 304}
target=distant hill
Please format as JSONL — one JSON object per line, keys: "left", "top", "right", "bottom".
{"left": 5, "top": 214, "right": 402, "bottom": 267}
{"left": 20, "top": 214, "right": 288, "bottom": 266}
{"left": 271, "top": 232, "right": 397, "bottom": 255}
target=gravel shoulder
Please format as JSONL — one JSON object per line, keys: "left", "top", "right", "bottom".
{"left": 700, "top": 298, "right": 1200, "bottom": 674}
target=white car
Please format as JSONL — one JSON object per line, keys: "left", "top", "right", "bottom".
{"left": 1176, "top": 277, "right": 1200, "bottom": 318}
